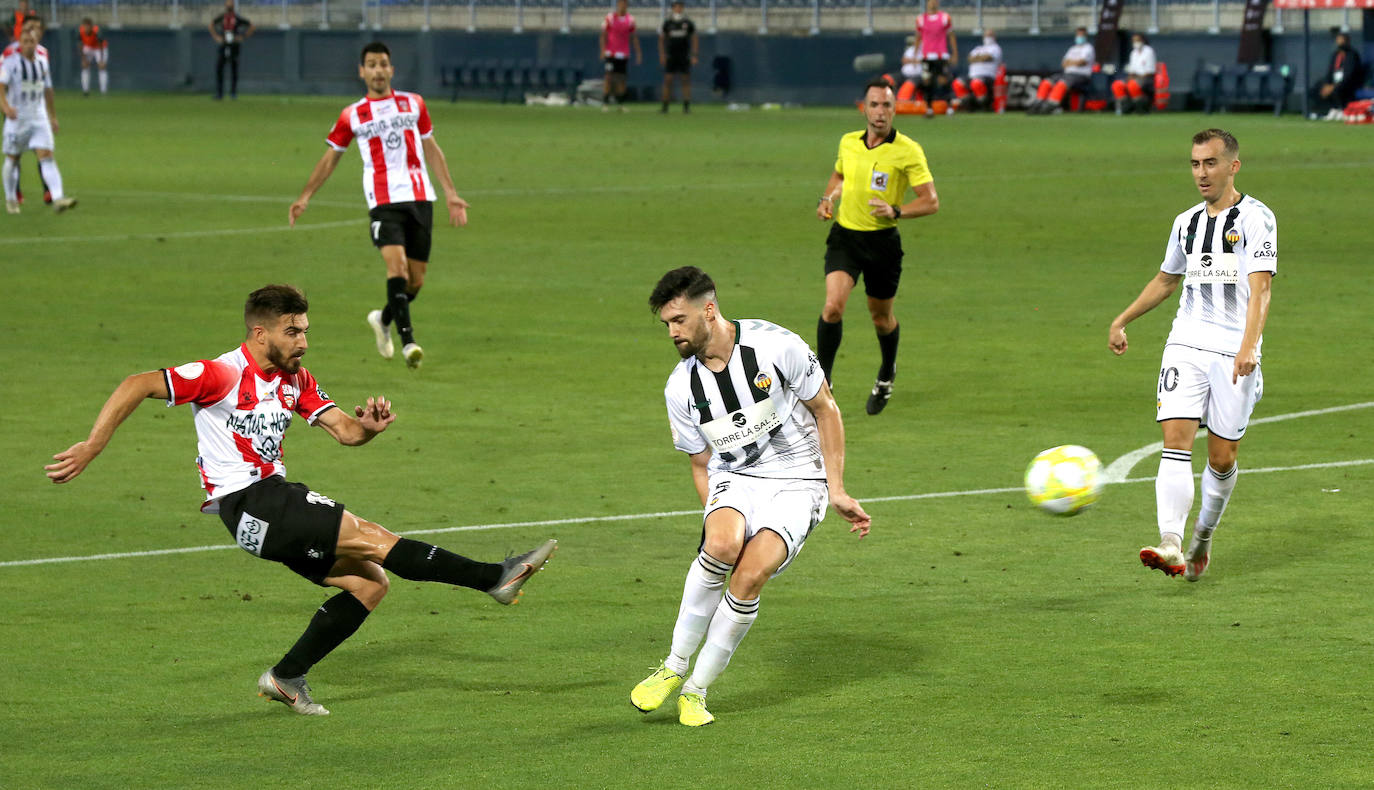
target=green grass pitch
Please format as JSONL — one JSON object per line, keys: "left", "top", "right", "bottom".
{"left": 2, "top": 93, "right": 1371, "bottom": 789}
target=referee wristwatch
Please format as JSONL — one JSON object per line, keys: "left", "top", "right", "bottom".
{"left": 890, "top": 204, "right": 902, "bottom": 219}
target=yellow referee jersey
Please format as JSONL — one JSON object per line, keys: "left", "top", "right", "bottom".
{"left": 833, "top": 128, "right": 933, "bottom": 232}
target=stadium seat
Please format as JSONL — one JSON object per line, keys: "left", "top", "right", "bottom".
{"left": 1193, "top": 61, "right": 1223, "bottom": 113}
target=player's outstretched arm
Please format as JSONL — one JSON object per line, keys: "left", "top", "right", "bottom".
{"left": 803, "top": 381, "right": 871, "bottom": 537}
{"left": 420, "top": 136, "right": 468, "bottom": 228}
{"left": 1108, "top": 271, "right": 1181, "bottom": 355}
{"left": 1233, "top": 271, "right": 1272, "bottom": 383}
{"left": 45, "top": 371, "right": 170, "bottom": 484}
{"left": 288, "top": 148, "right": 345, "bottom": 226}
{"left": 817, "top": 171, "right": 843, "bottom": 221}
{"left": 316, "top": 396, "right": 395, "bottom": 446}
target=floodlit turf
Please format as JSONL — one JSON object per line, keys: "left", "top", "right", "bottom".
{"left": 3, "top": 93, "right": 1372, "bottom": 788}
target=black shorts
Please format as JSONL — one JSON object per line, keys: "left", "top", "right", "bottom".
{"left": 922, "top": 59, "right": 948, "bottom": 81}
{"left": 824, "top": 224, "right": 904, "bottom": 300}
{"left": 368, "top": 201, "right": 433, "bottom": 262}
{"left": 604, "top": 56, "right": 628, "bottom": 75}
{"left": 216, "top": 476, "right": 344, "bottom": 585}
{"left": 665, "top": 54, "right": 691, "bottom": 74}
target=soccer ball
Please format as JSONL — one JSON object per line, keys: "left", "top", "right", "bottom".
{"left": 1024, "top": 445, "right": 1103, "bottom": 516}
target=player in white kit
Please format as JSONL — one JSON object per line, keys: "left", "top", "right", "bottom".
{"left": 46, "top": 284, "right": 556, "bottom": 716}
{"left": 0, "top": 26, "right": 73, "bottom": 213}
{"left": 1109, "top": 129, "right": 1276, "bottom": 582}
{"left": 631, "top": 267, "right": 871, "bottom": 726}
{"left": 289, "top": 41, "right": 470, "bottom": 371}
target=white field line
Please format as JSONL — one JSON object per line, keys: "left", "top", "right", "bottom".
{"left": 4, "top": 456, "right": 1370, "bottom": 570}
{"left": 1100, "top": 401, "right": 1374, "bottom": 484}
{"left": 0, "top": 218, "right": 362, "bottom": 246}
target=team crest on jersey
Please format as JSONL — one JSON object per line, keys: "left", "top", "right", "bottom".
{"left": 1225, "top": 228, "right": 1241, "bottom": 246}
{"left": 753, "top": 371, "right": 772, "bottom": 391}
{"left": 396, "top": 97, "right": 410, "bottom": 112}
{"left": 385, "top": 131, "right": 403, "bottom": 150}
{"left": 279, "top": 384, "right": 297, "bottom": 410}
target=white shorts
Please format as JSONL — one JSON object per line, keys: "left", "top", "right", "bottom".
{"left": 2, "top": 118, "right": 54, "bottom": 156}
{"left": 703, "top": 472, "right": 827, "bottom": 577}
{"left": 1156, "top": 344, "right": 1263, "bottom": 441}
{"left": 82, "top": 45, "right": 109, "bottom": 66}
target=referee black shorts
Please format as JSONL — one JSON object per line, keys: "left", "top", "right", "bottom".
{"left": 369, "top": 200, "right": 434, "bottom": 262}
{"left": 824, "top": 224, "right": 904, "bottom": 300}
{"left": 217, "top": 476, "right": 345, "bottom": 586}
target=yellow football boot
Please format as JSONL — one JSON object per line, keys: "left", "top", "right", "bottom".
{"left": 677, "top": 692, "right": 715, "bottom": 727}
{"left": 630, "top": 664, "right": 684, "bottom": 713}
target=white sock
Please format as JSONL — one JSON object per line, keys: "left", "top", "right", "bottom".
{"left": 2, "top": 158, "right": 17, "bottom": 201}
{"left": 665, "top": 551, "right": 731, "bottom": 676}
{"left": 1194, "top": 463, "right": 1238, "bottom": 540}
{"left": 38, "top": 158, "right": 63, "bottom": 201}
{"left": 683, "top": 591, "right": 759, "bottom": 695}
{"left": 98, "top": 69, "right": 108, "bottom": 94}
{"left": 1156, "top": 449, "right": 1194, "bottom": 545}
{"left": 82, "top": 68, "right": 91, "bottom": 93}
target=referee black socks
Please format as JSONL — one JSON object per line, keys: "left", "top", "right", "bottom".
{"left": 274, "top": 590, "right": 371, "bottom": 679}
{"left": 816, "top": 317, "right": 843, "bottom": 382}
{"left": 877, "top": 324, "right": 900, "bottom": 382}
{"left": 386, "top": 277, "right": 416, "bottom": 347}
{"left": 382, "top": 537, "right": 502, "bottom": 591}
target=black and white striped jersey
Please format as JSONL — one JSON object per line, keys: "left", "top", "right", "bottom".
{"left": 665, "top": 319, "right": 827, "bottom": 480}
{"left": 1160, "top": 194, "right": 1277, "bottom": 356}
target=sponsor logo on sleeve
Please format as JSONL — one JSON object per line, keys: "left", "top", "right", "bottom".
{"left": 174, "top": 362, "right": 205, "bottom": 380}
{"left": 1252, "top": 241, "right": 1276, "bottom": 259}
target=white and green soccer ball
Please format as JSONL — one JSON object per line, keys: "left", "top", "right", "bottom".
{"left": 1024, "top": 445, "right": 1103, "bottom": 516}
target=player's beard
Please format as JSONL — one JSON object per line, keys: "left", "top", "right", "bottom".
{"left": 674, "top": 326, "right": 708, "bottom": 359}
{"left": 268, "top": 341, "right": 304, "bottom": 374}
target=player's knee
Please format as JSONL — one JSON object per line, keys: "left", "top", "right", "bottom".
{"left": 354, "top": 573, "right": 390, "bottom": 609}
{"left": 701, "top": 534, "right": 743, "bottom": 566}
{"left": 1208, "top": 449, "right": 1237, "bottom": 473}
{"left": 821, "top": 301, "right": 846, "bottom": 323}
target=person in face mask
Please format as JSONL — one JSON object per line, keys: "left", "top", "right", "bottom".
{"left": 1028, "top": 26, "right": 1095, "bottom": 114}
{"left": 952, "top": 29, "right": 1002, "bottom": 112}
{"left": 659, "top": 0, "right": 698, "bottom": 113}
{"left": 1111, "top": 33, "right": 1158, "bottom": 114}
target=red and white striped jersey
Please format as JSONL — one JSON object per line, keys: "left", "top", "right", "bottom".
{"left": 326, "top": 91, "right": 436, "bottom": 209}
{"left": 162, "top": 344, "right": 337, "bottom": 512}
{"left": 1, "top": 42, "right": 48, "bottom": 59}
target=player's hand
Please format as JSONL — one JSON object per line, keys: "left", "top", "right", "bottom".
{"left": 659, "top": 55, "right": 667, "bottom": 67}
{"left": 817, "top": 198, "right": 833, "bottom": 221}
{"left": 868, "top": 198, "right": 896, "bottom": 219}
{"left": 636, "top": 54, "right": 643, "bottom": 65}
{"left": 1233, "top": 348, "right": 1258, "bottom": 383}
{"left": 2, "top": 106, "right": 16, "bottom": 120}
{"left": 446, "top": 195, "right": 469, "bottom": 227}
{"left": 45, "top": 441, "right": 99, "bottom": 484}
{"left": 49, "top": 116, "right": 59, "bottom": 134}
{"left": 831, "top": 493, "right": 871, "bottom": 538}
{"left": 1108, "top": 324, "right": 1128, "bottom": 355}
{"left": 288, "top": 198, "right": 308, "bottom": 227}
{"left": 691, "top": 55, "right": 698, "bottom": 66}
{"left": 355, "top": 396, "right": 395, "bottom": 433}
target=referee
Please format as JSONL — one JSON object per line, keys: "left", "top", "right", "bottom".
{"left": 815, "top": 77, "right": 939, "bottom": 415}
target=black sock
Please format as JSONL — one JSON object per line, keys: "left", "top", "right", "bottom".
{"left": 379, "top": 289, "right": 417, "bottom": 326}
{"left": 662, "top": 100, "right": 669, "bottom": 111}
{"left": 877, "top": 324, "right": 900, "bottom": 382}
{"left": 816, "top": 317, "right": 843, "bottom": 382}
{"left": 386, "top": 277, "right": 415, "bottom": 346}
{"left": 382, "top": 537, "right": 501, "bottom": 591}
{"left": 683, "top": 100, "right": 690, "bottom": 111}
{"left": 273, "top": 591, "right": 371, "bottom": 679}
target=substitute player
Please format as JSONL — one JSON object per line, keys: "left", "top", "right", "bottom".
{"left": 1109, "top": 129, "right": 1276, "bottom": 582}
{"left": 3, "top": 14, "right": 49, "bottom": 204}
{"left": 631, "top": 267, "right": 871, "bottom": 727}
{"left": 815, "top": 78, "right": 939, "bottom": 415}
{"left": 1, "top": 26, "right": 75, "bottom": 213}
{"left": 78, "top": 18, "right": 109, "bottom": 96}
{"left": 600, "top": 0, "right": 641, "bottom": 110}
{"left": 289, "top": 41, "right": 469, "bottom": 370}
{"left": 46, "top": 284, "right": 556, "bottom": 716}
{"left": 915, "top": 0, "right": 957, "bottom": 114}
{"left": 658, "top": 0, "right": 697, "bottom": 114}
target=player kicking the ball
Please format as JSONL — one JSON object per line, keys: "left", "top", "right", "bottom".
{"left": 46, "top": 284, "right": 555, "bottom": 716}
{"left": 1108, "top": 129, "right": 1275, "bottom": 582}
{"left": 632, "top": 267, "right": 870, "bottom": 726}
{"left": 289, "top": 41, "right": 470, "bottom": 370}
